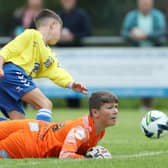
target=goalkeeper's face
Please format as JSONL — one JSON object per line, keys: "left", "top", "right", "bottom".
{"left": 95, "top": 102, "right": 118, "bottom": 127}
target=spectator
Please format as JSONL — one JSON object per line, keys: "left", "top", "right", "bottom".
{"left": 58, "top": 0, "right": 91, "bottom": 46}
{"left": 121, "top": 0, "right": 166, "bottom": 111}
{"left": 58, "top": 0, "right": 91, "bottom": 108}
{"left": 11, "top": 0, "right": 43, "bottom": 37}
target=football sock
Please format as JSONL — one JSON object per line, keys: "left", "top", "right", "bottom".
{"left": 36, "top": 109, "right": 52, "bottom": 122}
{"left": 0, "top": 116, "right": 8, "bottom": 121}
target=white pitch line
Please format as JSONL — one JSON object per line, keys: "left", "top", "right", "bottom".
{"left": 113, "top": 150, "right": 168, "bottom": 159}
{"left": 1, "top": 150, "right": 168, "bottom": 168}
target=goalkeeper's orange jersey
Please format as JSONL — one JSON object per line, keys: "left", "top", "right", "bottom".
{"left": 0, "top": 115, "right": 105, "bottom": 159}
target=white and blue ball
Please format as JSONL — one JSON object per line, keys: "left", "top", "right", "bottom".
{"left": 141, "top": 110, "right": 168, "bottom": 138}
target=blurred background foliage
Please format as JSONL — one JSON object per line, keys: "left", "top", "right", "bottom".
{"left": 0, "top": 0, "right": 167, "bottom": 36}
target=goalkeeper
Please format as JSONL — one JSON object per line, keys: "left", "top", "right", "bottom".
{"left": 0, "top": 91, "right": 118, "bottom": 159}
{"left": 0, "top": 9, "right": 87, "bottom": 121}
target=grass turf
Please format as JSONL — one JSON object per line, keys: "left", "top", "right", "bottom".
{"left": 0, "top": 108, "right": 168, "bottom": 168}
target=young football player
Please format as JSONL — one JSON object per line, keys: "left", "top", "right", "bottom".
{"left": 0, "top": 9, "right": 87, "bottom": 121}
{"left": 0, "top": 91, "right": 118, "bottom": 159}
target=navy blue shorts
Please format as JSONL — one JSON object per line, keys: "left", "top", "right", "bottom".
{"left": 0, "top": 63, "right": 36, "bottom": 118}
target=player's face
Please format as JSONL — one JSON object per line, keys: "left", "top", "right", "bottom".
{"left": 61, "top": 0, "right": 76, "bottom": 11}
{"left": 97, "top": 102, "right": 118, "bottom": 127}
{"left": 28, "top": 0, "right": 43, "bottom": 8}
{"left": 48, "top": 21, "right": 62, "bottom": 45}
{"left": 138, "top": 0, "right": 153, "bottom": 15}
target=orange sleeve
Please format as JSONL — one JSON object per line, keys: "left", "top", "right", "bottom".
{"left": 59, "top": 126, "right": 89, "bottom": 159}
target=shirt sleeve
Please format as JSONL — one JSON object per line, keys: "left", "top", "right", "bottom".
{"left": 0, "top": 30, "right": 32, "bottom": 61}
{"left": 41, "top": 55, "right": 74, "bottom": 88}
{"left": 121, "top": 11, "right": 135, "bottom": 40}
{"left": 147, "top": 10, "right": 166, "bottom": 41}
{"left": 49, "top": 66, "right": 74, "bottom": 88}
{"left": 59, "top": 126, "right": 89, "bottom": 159}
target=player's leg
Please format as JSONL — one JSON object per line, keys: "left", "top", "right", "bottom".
{"left": 0, "top": 63, "right": 52, "bottom": 121}
{"left": 0, "top": 121, "right": 44, "bottom": 159}
{"left": 0, "top": 111, "right": 24, "bottom": 121}
{"left": 21, "top": 88, "right": 53, "bottom": 122}
{"left": 21, "top": 88, "right": 52, "bottom": 110}
{"left": 0, "top": 120, "right": 27, "bottom": 140}
{"left": 0, "top": 63, "right": 33, "bottom": 120}
{"left": 0, "top": 98, "right": 24, "bottom": 120}
{"left": 0, "top": 130, "right": 28, "bottom": 159}
{"left": 0, "top": 134, "right": 22, "bottom": 159}
{"left": 0, "top": 119, "right": 42, "bottom": 158}
{"left": 8, "top": 110, "right": 25, "bottom": 119}
{"left": 0, "top": 87, "right": 25, "bottom": 120}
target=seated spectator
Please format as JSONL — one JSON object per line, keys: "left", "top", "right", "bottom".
{"left": 58, "top": 0, "right": 91, "bottom": 46}
{"left": 11, "top": 0, "right": 43, "bottom": 37}
{"left": 121, "top": 0, "right": 166, "bottom": 47}
{"left": 121, "top": 0, "right": 166, "bottom": 111}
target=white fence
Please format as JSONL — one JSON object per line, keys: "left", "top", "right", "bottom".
{"left": 34, "top": 47, "right": 168, "bottom": 98}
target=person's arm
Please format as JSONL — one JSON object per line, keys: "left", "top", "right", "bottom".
{"left": 121, "top": 12, "right": 134, "bottom": 40}
{"left": 66, "top": 81, "right": 88, "bottom": 95}
{"left": 0, "top": 56, "right": 4, "bottom": 78}
{"left": 41, "top": 58, "right": 88, "bottom": 95}
{"left": 121, "top": 10, "right": 139, "bottom": 43}
{"left": 59, "top": 126, "right": 88, "bottom": 159}
{"left": 147, "top": 11, "right": 166, "bottom": 44}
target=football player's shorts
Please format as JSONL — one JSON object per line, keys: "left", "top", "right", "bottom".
{"left": 0, "top": 62, "right": 36, "bottom": 117}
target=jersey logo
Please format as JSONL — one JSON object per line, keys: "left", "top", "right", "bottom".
{"left": 29, "top": 122, "right": 39, "bottom": 131}
{"left": 18, "top": 75, "right": 24, "bottom": 80}
{"left": 16, "top": 86, "right": 23, "bottom": 93}
{"left": 74, "top": 127, "right": 86, "bottom": 140}
{"left": 44, "top": 56, "right": 54, "bottom": 68}
{"left": 16, "top": 72, "right": 31, "bottom": 87}
{"left": 24, "top": 82, "right": 30, "bottom": 87}
{"left": 28, "top": 63, "right": 40, "bottom": 77}
{"left": 33, "top": 41, "right": 38, "bottom": 48}
{"left": 33, "top": 63, "right": 40, "bottom": 72}
{"left": 51, "top": 123, "right": 65, "bottom": 132}
{"left": 16, "top": 71, "right": 22, "bottom": 75}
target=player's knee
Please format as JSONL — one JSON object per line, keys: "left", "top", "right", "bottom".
{"left": 46, "top": 100, "right": 53, "bottom": 110}
{"left": 40, "top": 99, "right": 53, "bottom": 110}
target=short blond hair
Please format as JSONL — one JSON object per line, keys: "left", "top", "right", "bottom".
{"left": 34, "top": 9, "right": 62, "bottom": 28}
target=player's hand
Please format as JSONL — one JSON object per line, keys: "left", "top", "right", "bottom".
{"left": 70, "top": 82, "right": 88, "bottom": 95}
{"left": 0, "top": 68, "right": 4, "bottom": 78}
{"left": 130, "top": 28, "right": 146, "bottom": 41}
{"left": 85, "top": 146, "right": 112, "bottom": 159}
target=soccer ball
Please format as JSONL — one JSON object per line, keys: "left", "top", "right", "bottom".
{"left": 141, "top": 110, "right": 168, "bottom": 138}
{"left": 85, "top": 146, "right": 112, "bottom": 159}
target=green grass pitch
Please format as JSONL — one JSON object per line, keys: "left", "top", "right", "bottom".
{"left": 0, "top": 108, "right": 168, "bottom": 168}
